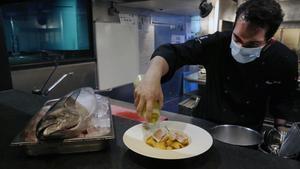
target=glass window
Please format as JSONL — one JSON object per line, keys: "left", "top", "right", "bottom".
{"left": 0, "top": 0, "right": 93, "bottom": 68}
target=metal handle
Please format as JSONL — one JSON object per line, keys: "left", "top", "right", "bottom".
{"left": 43, "top": 72, "right": 74, "bottom": 96}
{"left": 32, "top": 72, "right": 74, "bottom": 97}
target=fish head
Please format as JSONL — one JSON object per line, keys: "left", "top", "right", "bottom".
{"left": 36, "top": 107, "right": 81, "bottom": 140}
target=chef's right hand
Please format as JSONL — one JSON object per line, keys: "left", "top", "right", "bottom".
{"left": 134, "top": 73, "right": 163, "bottom": 121}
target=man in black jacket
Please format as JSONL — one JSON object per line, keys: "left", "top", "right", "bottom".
{"left": 134, "top": 0, "right": 298, "bottom": 130}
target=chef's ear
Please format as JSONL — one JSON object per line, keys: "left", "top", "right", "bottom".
{"left": 262, "top": 38, "right": 276, "bottom": 52}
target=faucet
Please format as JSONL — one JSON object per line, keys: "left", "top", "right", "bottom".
{"left": 32, "top": 72, "right": 74, "bottom": 97}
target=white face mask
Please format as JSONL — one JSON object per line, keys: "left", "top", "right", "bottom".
{"left": 230, "top": 38, "right": 264, "bottom": 64}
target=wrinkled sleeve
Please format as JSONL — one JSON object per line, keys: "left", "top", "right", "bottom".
{"left": 151, "top": 33, "right": 220, "bottom": 82}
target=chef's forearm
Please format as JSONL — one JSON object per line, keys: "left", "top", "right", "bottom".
{"left": 145, "top": 56, "right": 169, "bottom": 81}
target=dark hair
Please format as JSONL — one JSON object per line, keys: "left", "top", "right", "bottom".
{"left": 235, "top": 0, "right": 284, "bottom": 40}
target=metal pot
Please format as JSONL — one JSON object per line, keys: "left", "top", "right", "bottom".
{"left": 259, "top": 124, "right": 300, "bottom": 159}
{"left": 210, "top": 125, "right": 263, "bottom": 146}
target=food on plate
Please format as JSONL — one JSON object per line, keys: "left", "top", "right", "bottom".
{"left": 36, "top": 87, "right": 97, "bottom": 140}
{"left": 145, "top": 128, "right": 189, "bottom": 150}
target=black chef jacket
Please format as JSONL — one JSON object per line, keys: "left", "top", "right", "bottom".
{"left": 152, "top": 31, "right": 298, "bottom": 130}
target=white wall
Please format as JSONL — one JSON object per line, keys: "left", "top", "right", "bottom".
{"left": 219, "top": 0, "right": 237, "bottom": 22}
{"left": 95, "top": 22, "right": 140, "bottom": 90}
{"left": 138, "top": 23, "right": 154, "bottom": 74}
{"left": 199, "top": 0, "right": 220, "bottom": 35}
{"left": 280, "top": 1, "right": 300, "bottom": 22}
{"left": 199, "top": 0, "right": 237, "bottom": 35}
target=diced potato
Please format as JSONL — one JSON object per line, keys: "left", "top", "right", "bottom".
{"left": 155, "top": 142, "right": 166, "bottom": 150}
{"left": 145, "top": 129, "right": 189, "bottom": 150}
{"left": 146, "top": 136, "right": 156, "bottom": 147}
{"left": 166, "top": 146, "right": 173, "bottom": 150}
{"left": 171, "top": 141, "right": 183, "bottom": 149}
{"left": 166, "top": 138, "right": 174, "bottom": 146}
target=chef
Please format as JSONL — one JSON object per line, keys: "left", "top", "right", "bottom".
{"left": 134, "top": 0, "right": 298, "bottom": 130}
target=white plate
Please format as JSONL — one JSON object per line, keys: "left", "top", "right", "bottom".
{"left": 123, "top": 121, "right": 213, "bottom": 160}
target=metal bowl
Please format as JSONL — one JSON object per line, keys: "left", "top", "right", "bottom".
{"left": 210, "top": 125, "right": 263, "bottom": 146}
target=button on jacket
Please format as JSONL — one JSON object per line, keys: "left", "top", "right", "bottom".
{"left": 152, "top": 31, "right": 298, "bottom": 129}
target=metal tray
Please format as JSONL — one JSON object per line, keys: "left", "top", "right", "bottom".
{"left": 210, "top": 125, "right": 263, "bottom": 146}
{"left": 10, "top": 94, "right": 115, "bottom": 156}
